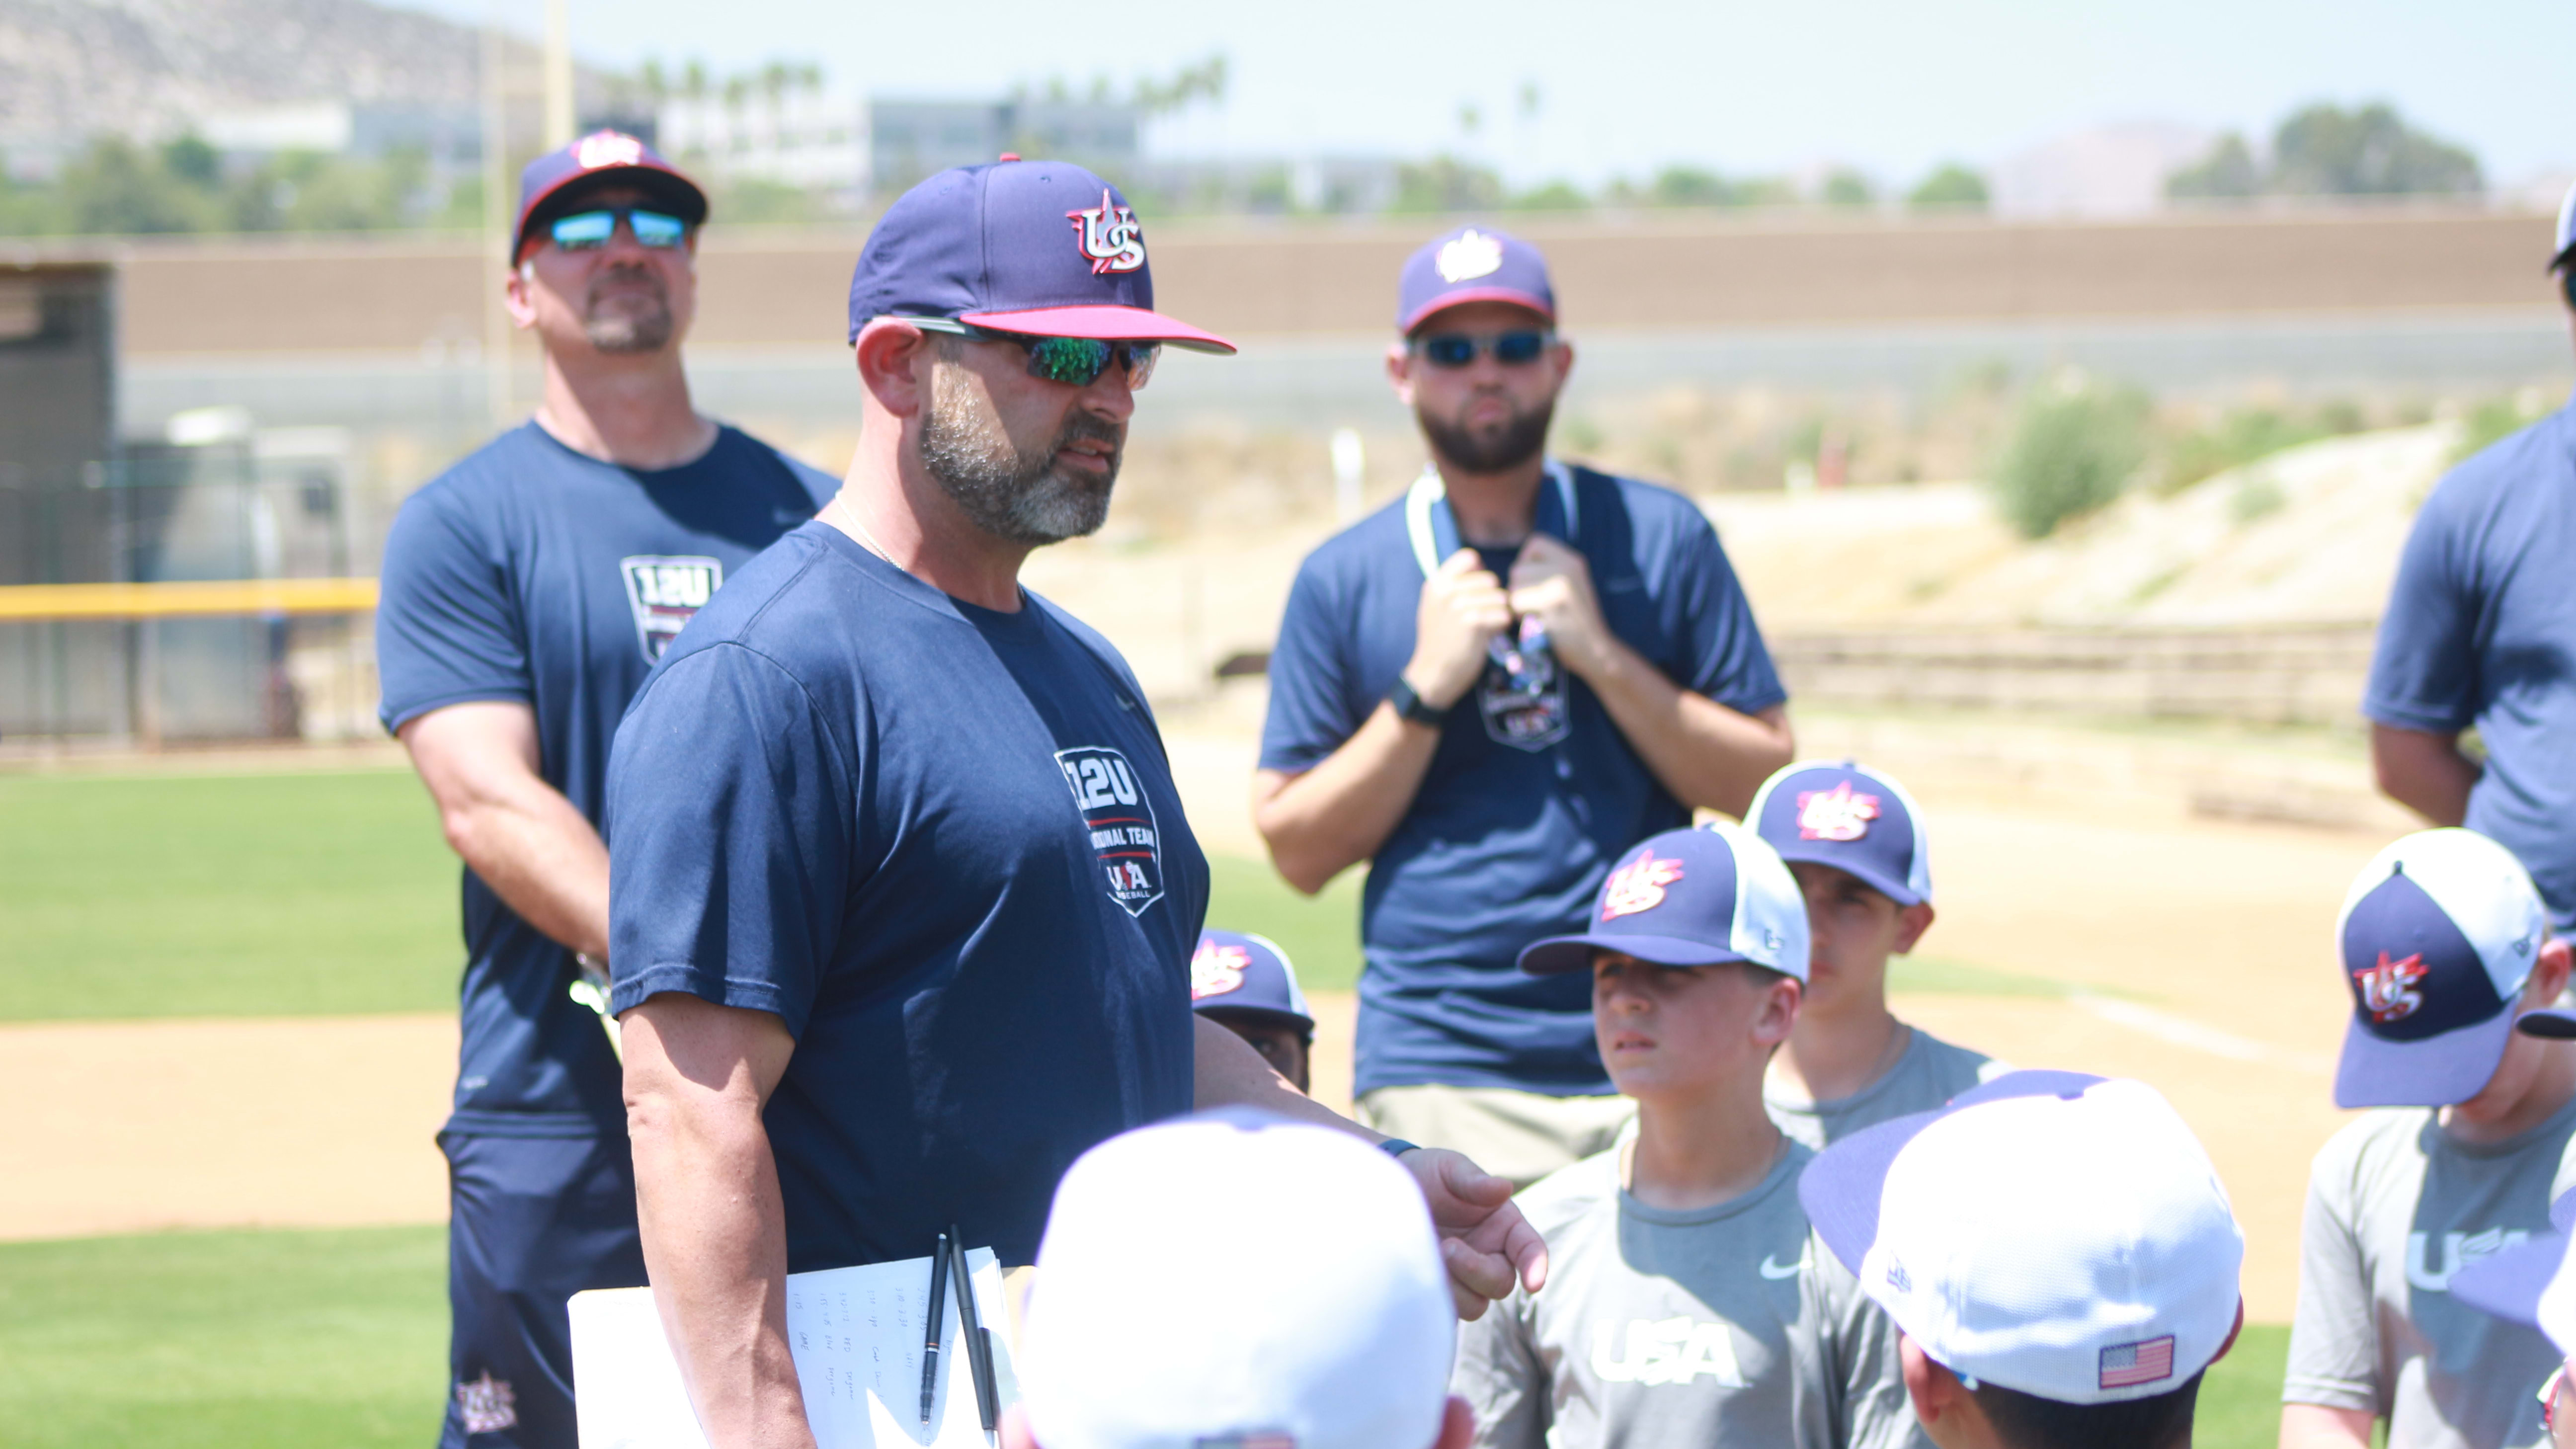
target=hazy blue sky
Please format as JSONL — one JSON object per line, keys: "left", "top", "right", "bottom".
{"left": 398, "top": 0, "right": 2576, "bottom": 188}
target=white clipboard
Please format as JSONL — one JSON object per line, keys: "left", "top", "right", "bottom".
{"left": 570, "top": 1248, "right": 1019, "bottom": 1449}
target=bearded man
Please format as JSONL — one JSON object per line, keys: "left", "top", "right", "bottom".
{"left": 1254, "top": 226, "right": 1796, "bottom": 1187}
{"left": 602, "top": 162, "right": 1551, "bottom": 1449}
{"left": 374, "top": 133, "right": 837, "bottom": 1449}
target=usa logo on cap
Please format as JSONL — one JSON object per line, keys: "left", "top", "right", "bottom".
{"left": 1749, "top": 760, "right": 1932, "bottom": 908}
{"left": 1067, "top": 190, "right": 1146, "bottom": 274}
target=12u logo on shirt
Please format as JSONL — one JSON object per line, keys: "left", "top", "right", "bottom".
{"left": 619, "top": 556, "right": 723, "bottom": 663}
{"left": 1056, "top": 746, "right": 1165, "bottom": 917}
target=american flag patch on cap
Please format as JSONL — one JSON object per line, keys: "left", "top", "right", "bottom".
{"left": 2098, "top": 1335, "right": 2175, "bottom": 1389}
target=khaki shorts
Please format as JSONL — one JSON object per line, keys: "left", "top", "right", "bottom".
{"left": 1357, "top": 1082, "right": 1637, "bottom": 1190}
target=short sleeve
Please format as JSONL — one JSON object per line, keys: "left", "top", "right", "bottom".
{"left": 2282, "top": 1149, "right": 2382, "bottom": 1414}
{"left": 1451, "top": 1288, "right": 1548, "bottom": 1449}
{"left": 1258, "top": 558, "right": 1369, "bottom": 774}
{"left": 604, "top": 643, "right": 856, "bottom": 1037}
{"left": 1823, "top": 1234, "right": 1930, "bottom": 1449}
{"left": 1669, "top": 516, "right": 1787, "bottom": 716}
{"left": 374, "top": 486, "right": 531, "bottom": 733}
{"left": 2363, "top": 483, "right": 2481, "bottom": 735}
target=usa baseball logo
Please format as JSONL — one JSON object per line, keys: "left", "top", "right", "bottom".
{"left": 575, "top": 132, "right": 644, "bottom": 169}
{"left": 1057, "top": 746, "right": 1164, "bottom": 917}
{"left": 619, "top": 556, "right": 723, "bottom": 663}
{"left": 2354, "top": 950, "right": 2429, "bottom": 1023}
{"left": 1795, "top": 782, "right": 1880, "bottom": 841}
{"left": 1066, "top": 190, "right": 1147, "bottom": 275}
{"left": 1191, "top": 941, "right": 1251, "bottom": 1000}
{"left": 1601, "top": 850, "right": 1686, "bottom": 921}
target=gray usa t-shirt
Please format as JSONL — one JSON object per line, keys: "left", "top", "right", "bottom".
{"left": 1766, "top": 1025, "right": 2008, "bottom": 1150}
{"left": 1454, "top": 1142, "right": 1923, "bottom": 1449}
{"left": 2285, "top": 1094, "right": 2576, "bottom": 1449}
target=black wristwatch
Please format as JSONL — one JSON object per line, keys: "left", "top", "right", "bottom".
{"left": 1388, "top": 676, "right": 1450, "bottom": 728}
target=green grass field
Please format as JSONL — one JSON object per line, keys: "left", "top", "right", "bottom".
{"left": 0, "top": 768, "right": 1372, "bottom": 1021}
{"left": 0, "top": 1224, "right": 2294, "bottom": 1449}
{"left": 0, "top": 767, "right": 2191, "bottom": 1449}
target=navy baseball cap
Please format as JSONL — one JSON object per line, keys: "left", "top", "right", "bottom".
{"left": 1518, "top": 822, "right": 1809, "bottom": 980}
{"left": 2333, "top": 829, "right": 2551, "bottom": 1110}
{"left": 847, "top": 159, "right": 1233, "bottom": 353}
{"left": 514, "top": 130, "right": 707, "bottom": 261}
{"left": 1746, "top": 759, "right": 1933, "bottom": 908}
{"left": 1396, "top": 225, "right": 1556, "bottom": 335}
{"left": 1189, "top": 929, "right": 1314, "bottom": 1034}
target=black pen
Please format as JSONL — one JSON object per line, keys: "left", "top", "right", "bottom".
{"left": 948, "top": 1224, "right": 998, "bottom": 1434}
{"left": 921, "top": 1228, "right": 951, "bottom": 1427}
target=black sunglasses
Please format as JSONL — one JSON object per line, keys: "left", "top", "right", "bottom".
{"left": 1412, "top": 329, "right": 1554, "bottom": 368}
{"left": 905, "top": 317, "right": 1160, "bottom": 390}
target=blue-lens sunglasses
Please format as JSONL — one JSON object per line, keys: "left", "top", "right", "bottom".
{"left": 1412, "top": 329, "right": 1554, "bottom": 368}
{"left": 903, "top": 317, "right": 1160, "bottom": 390}
{"left": 549, "top": 207, "right": 689, "bottom": 251}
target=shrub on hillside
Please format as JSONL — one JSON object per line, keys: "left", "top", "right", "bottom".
{"left": 1990, "top": 384, "right": 2149, "bottom": 539}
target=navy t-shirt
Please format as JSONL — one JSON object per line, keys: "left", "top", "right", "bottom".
{"left": 604, "top": 524, "right": 1209, "bottom": 1271}
{"left": 1260, "top": 463, "right": 1785, "bottom": 1097}
{"left": 375, "top": 423, "right": 835, "bottom": 1136}
{"left": 2366, "top": 398, "right": 2576, "bottom": 932}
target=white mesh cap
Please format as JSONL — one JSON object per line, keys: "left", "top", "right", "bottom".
{"left": 1802, "top": 1073, "right": 2244, "bottom": 1406}
{"left": 1018, "top": 1109, "right": 1454, "bottom": 1449}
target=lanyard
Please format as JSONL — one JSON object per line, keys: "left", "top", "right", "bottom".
{"left": 1404, "top": 458, "right": 1579, "bottom": 579}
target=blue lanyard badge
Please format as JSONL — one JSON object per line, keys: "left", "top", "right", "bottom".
{"left": 1404, "top": 460, "right": 1579, "bottom": 578}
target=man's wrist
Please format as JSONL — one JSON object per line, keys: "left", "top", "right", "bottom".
{"left": 1388, "top": 676, "right": 1452, "bottom": 728}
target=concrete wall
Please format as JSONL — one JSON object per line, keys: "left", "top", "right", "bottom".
{"left": 67, "top": 206, "right": 2564, "bottom": 358}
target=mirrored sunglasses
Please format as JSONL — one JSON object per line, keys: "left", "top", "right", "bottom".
{"left": 549, "top": 207, "right": 689, "bottom": 251}
{"left": 1414, "top": 330, "right": 1553, "bottom": 368}
{"left": 905, "top": 318, "right": 1160, "bottom": 390}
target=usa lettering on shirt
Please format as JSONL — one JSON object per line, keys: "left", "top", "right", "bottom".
{"left": 1590, "top": 1316, "right": 1749, "bottom": 1387}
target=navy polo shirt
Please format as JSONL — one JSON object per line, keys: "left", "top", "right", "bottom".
{"left": 375, "top": 422, "right": 835, "bottom": 1135}
{"left": 1260, "top": 463, "right": 1785, "bottom": 1097}
{"left": 2366, "top": 397, "right": 2576, "bottom": 933}
{"left": 605, "top": 525, "right": 1209, "bottom": 1271}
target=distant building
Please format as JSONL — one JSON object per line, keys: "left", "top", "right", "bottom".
{"left": 1989, "top": 122, "right": 2217, "bottom": 220}
{"left": 869, "top": 98, "right": 1139, "bottom": 195}
{"left": 657, "top": 86, "right": 865, "bottom": 200}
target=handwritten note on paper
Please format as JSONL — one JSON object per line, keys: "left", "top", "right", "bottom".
{"left": 570, "top": 1248, "right": 1017, "bottom": 1449}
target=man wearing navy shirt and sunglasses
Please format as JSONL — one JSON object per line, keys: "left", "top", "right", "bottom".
{"left": 1257, "top": 226, "right": 1796, "bottom": 1186}
{"left": 605, "top": 162, "right": 1550, "bottom": 1449}
{"left": 375, "top": 131, "right": 835, "bottom": 1449}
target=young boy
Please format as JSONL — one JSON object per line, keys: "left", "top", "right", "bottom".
{"left": 1453, "top": 822, "right": 1918, "bottom": 1449}
{"left": 1191, "top": 928, "right": 1316, "bottom": 1095}
{"left": 2282, "top": 827, "right": 2576, "bottom": 1449}
{"left": 1800, "top": 1070, "right": 2247, "bottom": 1449}
{"left": 1746, "top": 760, "right": 2005, "bottom": 1146}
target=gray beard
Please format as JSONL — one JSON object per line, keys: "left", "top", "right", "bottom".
{"left": 1419, "top": 394, "right": 1554, "bottom": 475}
{"left": 918, "top": 370, "right": 1122, "bottom": 546}
{"left": 584, "top": 268, "right": 676, "bottom": 355}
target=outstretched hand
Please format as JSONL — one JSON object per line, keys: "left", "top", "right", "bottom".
{"left": 1397, "top": 1146, "right": 1549, "bottom": 1319}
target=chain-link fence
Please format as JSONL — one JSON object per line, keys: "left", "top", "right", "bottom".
{"left": 0, "top": 437, "right": 377, "bottom": 745}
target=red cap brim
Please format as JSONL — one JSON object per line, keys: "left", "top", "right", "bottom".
{"left": 960, "top": 305, "right": 1236, "bottom": 355}
{"left": 1399, "top": 287, "right": 1556, "bottom": 336}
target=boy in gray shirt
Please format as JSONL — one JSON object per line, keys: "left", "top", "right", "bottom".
{"left": 1747, "top": 761, "right": 2005, "bottom": 1146}
{"left": 1454, "top": 822, "right": 1919, "bottom": 1449}
{"left": 2284, "top": 828, "right": 2576, "bottom": 1449}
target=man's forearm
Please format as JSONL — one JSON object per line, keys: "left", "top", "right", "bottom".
{"left": 457, "top": 792, "right": 611, "bottom": 958}
{"left": 1193, "top": 1015, "right": 1380, "bottom": 1137}
{"left": 2370, "top": 723, "right": 2477, "bottom": 827}
{"left": 1253, "top": 706, "right": 1441, "bottom": 894}
{"left": 626, "top": 1022, "right": 813, "bottom": 1448}
{"left": 2278, "top": 1402, "right": 2376, "bottom": 1449}
{"left": 1579, "top": 640, "right": 1793, "bottom": 818}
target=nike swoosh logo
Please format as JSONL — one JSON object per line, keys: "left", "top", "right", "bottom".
{"left": 1759, "top": 1255, "right": 1806, "bottom": 1280}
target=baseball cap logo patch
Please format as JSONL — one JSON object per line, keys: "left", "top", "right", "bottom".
{"left": 574, "top": 132, "right": 644, "bottom": 170}
{"left": 1067, "top": 190, "right": 1146, "bottom": 275}
{"left": 1435, "top": 228, "right": 1504, "bottom": 283}
{"left": 2354, "top": 951, "right": 2430, "bottom": 1023}
{"left": 1795, "top": 782, "right": 1881, "bottom": 842}
{"left": 2098, "top": 1336, "right": 2175, "bottom": 1389}
{"left": 1601, "top": 851, "right": 1686, "bottom": 921}
{"left": 1190, "top": 941, "right": 1251, "bottom": 1000}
